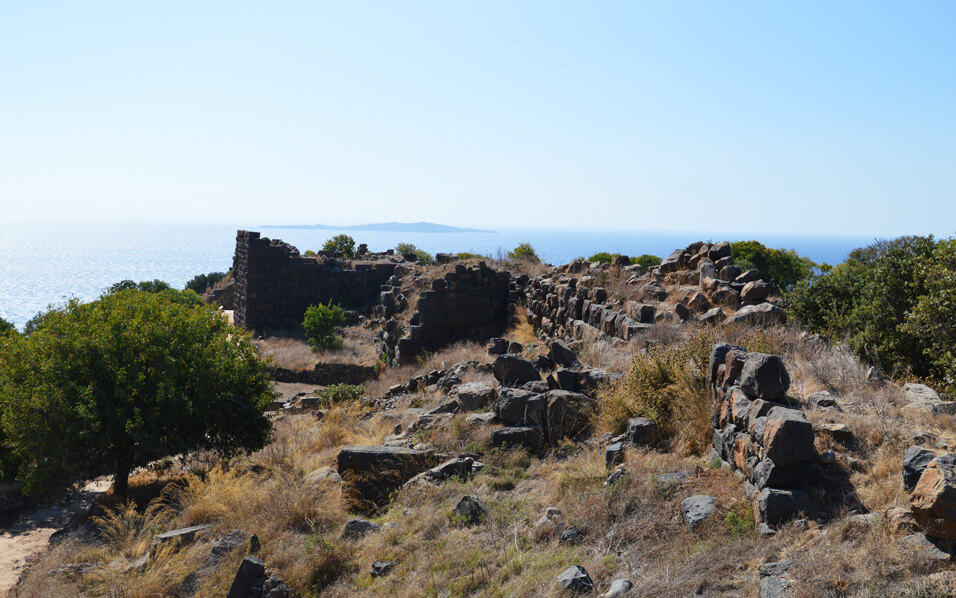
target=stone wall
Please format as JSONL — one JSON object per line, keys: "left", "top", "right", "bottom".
{"left": 393, "top": 263, "right": 512, "bottom": 363}
{"left": 233, "top": 230, "right": 397, "bottom": 332}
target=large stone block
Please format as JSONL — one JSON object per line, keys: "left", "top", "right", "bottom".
{"left": 762, "top": 407, "right": 815, "bottom": 466}
{"left": 739, "top": 353, "right": 791, "bottom": 400}
{"left": 911, "top": 453, "right": 956, "bottom": 540}
{"left": 496, "top": 389, "right": 544, "bottom": 427}
{"left": 337, "top": 446, "right": 439, "bottom": 512}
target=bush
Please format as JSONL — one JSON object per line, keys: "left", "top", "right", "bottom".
{"left": 598, "top": 330, "right": 714, "bottom": 455}
{"left": 303, "top": 249, "right": 317, "bottom": 257}
{"left": 0, "top": 291, "right": 274, "bottom": 496}
{"left": 322, "top": 234, "right": 356, "bottom": 258}
{"left": 630, "top": 254, "right": 661, "bottom": 269}
{"left": 785, "top": 235, "right": 952, "bottom": 386}
{"left": 395, "top": 242, "right": 433, "bottom": 264}
{"left": 0, "top": 317, "right": 13, "bottom": 336}
{"left": 184, "top": 271, "right": 228, "bottom": 294}
{"left": 106, "top": 279, "right": 203, "bottom": 307}
{"left": 508, "top": 243, "right": 540, "bottom": 263}
{"left": 303, "top": 301, "right": 347, "bottom": 350}
{"left": 316, "top": 383, "right": 364, "bottom": 406}
{"left": 729, "top": 240, "right": 817, "bottom": 289}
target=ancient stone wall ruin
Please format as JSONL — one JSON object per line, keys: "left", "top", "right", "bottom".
{"left": 392, "top": 264, "right": 512, "bottom": 363}
{"left": 233, "top": 230, "right": 397, "bottom": 332}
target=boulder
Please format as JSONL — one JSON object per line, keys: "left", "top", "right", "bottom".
{"left": 738, "top": 353, "right": 791, "bottom": 400}
{"left": 758, "top": 560, "right": 794, "bottom": 598}
{"left": 625, "top": 417, "right": 658, "bottom": 447}
{"left": 488, "top": 337, "right": 508, "bottom": 355}
{"left": 741, "top": 280, "right": 771, "bottom": 302}
{"left": 708, "top": 241, "right": 731, "bottom": 262}
{"left": 455, "top": 382, "right": 497, "bottom": 411}
{"left": 226, "top": 557, "right": 265, "bottom": 598}
{"left": 754, "top": 488, "right": 810, "bottom": 526}
{"left": 559, "top": 525, "right": 583, "bottom": 544}
{"left": 911, "top": 453, "right": 956, "bottom": 539}
{"left": 557, "top": 565, "right": 594, "bottom": 593}
{"left": 491, "top": 426, "right": 543, "bottom": 451}
{"left": 493, "top": 355, "right": 541, "bottom": 386}
{"left": 532, "top": 355, "right": 556, "bottom": 372}
{"left": 725, "top": 303, "right": 786, "bottom": 327}
{"left": 341, "top": 518, "right": 382, "bottom": 540}
{"left": 699, "top": 307, "right": 724, "bottom": 326}
{"left": 507, "top": 341, "right": 524, "bottom": 354}
{"left": 601, "top": 579, "right": 634, "bottom": 598}
{"left": 543, "top": 390, "right": 593, "bottom": 442}
{"left": 496, "top": 389, "right": 544, "bottom": 427}
{"left": 371, "top": 561, "right": 396, "bottom": 577}
{"left": 681, "top": 495, "right": 717, "bottom": 531}
{"left": 735, "top": 269, "right": 762, "bottom": 284}
{"left": 454, "top": 495, "right": 487, "bottom": 524}
{"left": 762, "top": 407, "right": 815, "bottom": 466}
{"left": 605, "top": 442, "right": 624, "bottom": 469}
{"left": 336, "top": 446, "right": 439, "bottom": 511}
{"left": 550, "top": 340, "right": 582, "bottom": 369}
{"left": 904, "top": 446, "right": 941, "bottom": 492}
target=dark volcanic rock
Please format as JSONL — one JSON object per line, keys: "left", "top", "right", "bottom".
{"left": 493, "top": 355, "right": 541, "bottom": 386}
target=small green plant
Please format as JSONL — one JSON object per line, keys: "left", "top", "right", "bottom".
{"left": 303, "top": 249, "right": 317, "bottom": 257}
{"left": 316, "top": 383, "right": 364, "bottom": 405}
{"left": 303, "top": 301, "right": 347, "bottom": 350}
{"left": 725, "top": 508, "right": 754, "bottom": 538}
{"left": 395, "top": 242, "right": 433, "bottom": 264}
{"left": 508, "top": 243, "right": 540, "bottom": 263}
{"left": 322, "top": 234, "right": 356, "bottom": 258}
{"left": 373, "top": 356, "right": 387, "bottom": 375}
{"left": 456, "top": 251, "right": 483, "bottom": 260}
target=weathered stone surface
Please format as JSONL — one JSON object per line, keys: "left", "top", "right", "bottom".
{"left": 725, "top": 303, "right": 786, "bottom": 327}
{"left": 337, "top": 446, "right": 438, "bottom": 511}
{"left": 550, "top": 340, "right": 582, "bottom": 369}
{"left": 758, "top": 560, "right": 794, "bottom": 598}
{"left": 493, "top": 355, "right": 541, "bottom": 386}
{"left": 454, "top": 495, "right": 487, "bottom": 524}
{"left": 455, "top": 382, "right": 497, "bottom": 411}
{"left": 681, "top": 495, "right": 717, "bottom": 531}
{"left": 762, "top": 407, "right": 814, "bottom": 466}
{"left": 491, "top": 426, "right": 543, "bottom": 451}
{"left": 226, "top": 557, "right": 265, "bottom": 598}
{"left": 557, "top": 565, "right": 594, "bottom": 593}
{"left": 605, "top": 442, "right": 624, "bottom": 469}
{"left": 543, "top": 390, "right": 592, "bottom": 442}
{"left": 739, "top": 353, "right": 791, "bottom": 400}
{"left": 754, "top": 488, "right": 810, "bottom": 526}
{"left": 904, "top": 446, "right": 941, "bottom": 492}
{"left": 341, "top": 518, "right": 382, "bottom": 540}
{"left": 496, "top": 388, "right": 544, "bottom": 427}
{"left": 625, "top": 417, "right": 658, "bottom": 447}
{"left": 741, "top": 280, "right": 771, "bottom": 302}
{"left": 601, "top": 579, "right": 634, "bottom": 598}
{"left": 911, "top": 453, "right": 956, "bottom": 540}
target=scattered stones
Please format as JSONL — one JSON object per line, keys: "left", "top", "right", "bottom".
{"left": 341, "top": 518, "right": 382, "bottom": 540}
{"left": 454, "top": 495, "right": 487, "bottom": 524}
{"left": 557, "top": 565, "right": 594, "bottom": 593}
{"left": 681, "top": 495, "right": 717, "bottom": 531}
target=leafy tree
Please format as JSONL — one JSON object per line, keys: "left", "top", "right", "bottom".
{"left": 322, "top": 234, "right": 356, "bottom": 258}
{"left": 0, "top": 317, "right": 14, "bottom": 336}
{"left": 630, "top": 254, "right": 661, "bottom": 269}
{"left": 904, "top": 238, "right": 956, "bottom": 392}
{"left": 303, "top": 301, "right": 347, "bottom": 350}
{"left": 184, "top": 271, "right": 228, "bottom": 294}
{"left": 108, "top": 279, "right": 203, "bottom": 307}
{"left": 508, "top": 243, "right": 541, "bottom": 263}
{"left": 395, "top": 242, "right": 433, "bottom": 264}
{"left": 0, "top": 291, "right": 274, "bottom": 496}
{"left": 729, "top": 241, "right": 817, "bottom": 289}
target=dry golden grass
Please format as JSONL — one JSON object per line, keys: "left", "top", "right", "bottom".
{"left": 255, "top": 330, "right": 378, "bottom": 368}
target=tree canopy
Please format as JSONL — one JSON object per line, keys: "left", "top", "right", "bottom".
{"left": 729, "top": 240, "right": 817, "bottom": 289}
{"left": 323, "top": 234, "right": 356, "bottom": 258}
{"left": 0, "top": 290, "right": 274, "bottom": 496}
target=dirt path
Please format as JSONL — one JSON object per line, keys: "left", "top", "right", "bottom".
{"left": 0, "top": 479, "right": 111, "bottom": 595}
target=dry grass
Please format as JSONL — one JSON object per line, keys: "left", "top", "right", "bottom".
{"left": 255, "top": 330, "right": 378, "bottom": 368}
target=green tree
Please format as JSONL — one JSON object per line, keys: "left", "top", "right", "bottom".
{"left": 0, "top": 291, "right": 274, "bottom": 496}
{"left": 322, "top": 234, "right": 356, "bottom": 258}
{"left": 729, "top": 240, "right": 817, "bottom": 289}
{"left": 508, "top": 243, "right": 541, "bottom": 263}
{"left": 630, "top": 254, "right": 661, "bottom": 269}
{"left": 0, "top": 317, "right": 13, "bottom": 336}
{"left": 184, "top": 271, "right": 228, "bottom": 294}
{"left": 303, "top": 301, "right": 347, "bottom": 350}
{"left": 395, "top": 242, "right": 433, "bottom": 264}
{"left": 904, "top": 238, "right": 956, "bottom": 392}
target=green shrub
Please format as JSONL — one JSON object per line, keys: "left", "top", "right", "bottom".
{"left": 725, "top": 508, "right": 754, "bottom": 538}
{"left": 303, "top": 301, "right": 347, "bottom": 350}
{"left": 395, "top": 242, "right": 433, "bottom": 264}
{"left": 316, "top": 383, "right": 364, "bottom": 405}
{"left": 0, "top": 317, "right": 14, "bottom": 336}
{"left": 729, "top": 240, "right": 817, "bottom": 289}
{"left": 785, "top": 235, "right": 954, "bottom": 387}
{"left": 508, "top": 243, "right": 540, "bottom": 263}
{"left": 184, "top": 271, "right": 228, "bottom": 294}
{"left": 456, "top": 252, "right": 483, "bottom": 260}
{"left": 107, "top": 279, "right": 203, "bottom": 307}
{"left": 630, "top": 254, "right": 661, "bottom": 269}
{"left": 303, "top": 249, "right": 317, "bottom": 257}
{"left": 322, "top": 234, "right": 356, "bottom": 258}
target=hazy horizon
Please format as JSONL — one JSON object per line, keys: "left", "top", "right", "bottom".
{"left": 2, "top": 2, "right": 955, "bottom": 237}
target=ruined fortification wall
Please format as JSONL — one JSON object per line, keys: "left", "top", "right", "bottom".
{"left": 393, "top": 264, "right": 512, "bottom": 363}
{"left": 233, "top": 230, "right": 397, "bottom": 332}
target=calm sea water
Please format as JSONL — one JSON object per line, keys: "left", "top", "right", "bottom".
{"left": 0, "top": 222, "right": 874, "bottom": 329}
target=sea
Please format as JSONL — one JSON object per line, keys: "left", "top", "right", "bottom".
{"left": 0, "top": 222, "right": 875, "bottom": 330}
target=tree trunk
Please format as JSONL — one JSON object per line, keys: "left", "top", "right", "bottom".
{"left": 113, "top": 457, "right": 131, "bottom": 497}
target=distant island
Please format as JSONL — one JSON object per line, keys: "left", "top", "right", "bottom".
{"left": 261, "top": 221, "right": 493, "bottom": 233}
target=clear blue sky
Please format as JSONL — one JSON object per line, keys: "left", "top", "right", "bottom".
{"left": 1, "top": 1, "right": 954, "bottom": 236}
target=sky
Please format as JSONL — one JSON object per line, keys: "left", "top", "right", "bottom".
{"left": 1, "top": 1, "right": 954, "bottom": 236}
